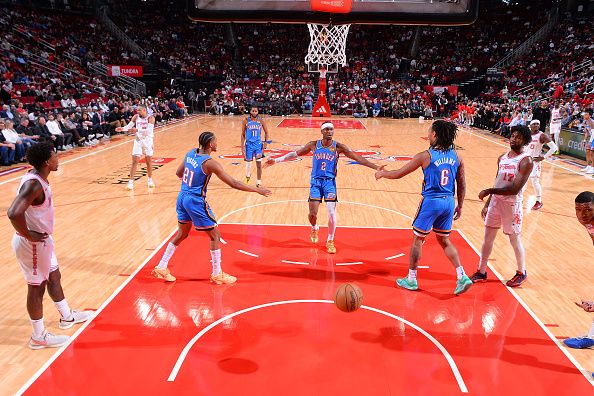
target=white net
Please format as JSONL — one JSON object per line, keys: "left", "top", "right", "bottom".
{"left": 305, "top": 24, "right": 350, "bottom": 72}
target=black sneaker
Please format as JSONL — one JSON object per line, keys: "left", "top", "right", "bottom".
{"left": 470, "top": 270, "right": 487, "bottom": 283}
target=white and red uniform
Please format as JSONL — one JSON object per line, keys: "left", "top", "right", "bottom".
{"left": 132, "top": 115, "right": 154, "bottom": 157}
{"left": 485, "top": 152, "right": 529, "bottom": 235}
{"left": 550, "top": 107, "right": 562, "bottom": 138}
{"left": 526, "top": 131, "right": 544, "bottom": 178}
{"left": 11, "top": 173, "right": 58, "bottom": 285}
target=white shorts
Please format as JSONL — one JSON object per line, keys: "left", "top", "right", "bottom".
{"left": 132, "top": 137, "right": 154, "bottom": 157}
{"left": 12, "top": 234, "right": 58, "bottom": 285}
{"left": 485, "top": 199, "right": 523, "bottom": 235}
{"left": 550, "top": 123, "right": 561, "bottom": 136}
{"left": 529, "top": 161, "right": 541, "bottom": 178}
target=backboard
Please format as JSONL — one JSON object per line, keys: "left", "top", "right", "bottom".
{"left": 188, "top": 0, "right": 479, "bottom": 26}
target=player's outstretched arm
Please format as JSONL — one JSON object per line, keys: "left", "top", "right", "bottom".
{"left": 115, "top": 114, "right": 138, "bottom": 133}
{"left": 175, "top": 160, "right": 185, "bottom": 179}
{"left": 207, "top": 159, "right": 271, "bottom": 196}
{"left": 454, "top": 156, "right": 466, "bottom": 220}
{"left": 375, "top": 151, "right": 428, "bottom": 180}
{"left": 478, "top": 156, "right": 533, "bottom": 200}
{"left": 535, "top": 133, "right": 558, "bottom": 162}
{"left": 337, "top": 142, "right": 384, "bottom": 171}
{"left": 264, "top": 141, "right": 315, "bottom": 168}
{"left": 7, "top": 180, "right": 49, "bottom": 242}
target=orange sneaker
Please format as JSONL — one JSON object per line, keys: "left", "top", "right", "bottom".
{"left": 151, "top": 267, "right": 176, "bottom": 282}
{"left": 310, "top": 228, "right": 319, "bottom": 243}
{"left": 210, "top": 272, "right": 237, "bottom": 285}
{"left": 326, "top": 240, "right": 336, "bottom": 254}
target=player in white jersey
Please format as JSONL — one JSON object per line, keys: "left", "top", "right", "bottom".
{"left": 7, "top": 143, "right": 93, "bottom": 349}
{"left": 549, "top": 102, "right": 562, "bottom": 151}
{"left": 581, "top": 110, "right": 594, "bottom": 174}
{"left": 471, "top": 125, "right": 534, "bottom": 288}
{"left": 525, "top": 119, "right": 558, "bottom": 210}
{"left": 115, "top": 104, "right": 156, "bottom": 190}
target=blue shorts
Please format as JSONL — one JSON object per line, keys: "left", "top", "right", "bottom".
{"left": 176, "top": 192, "right": 217, "bottom": 230}
{"left": 589, "top": 139, "right": 594, "bottom": 150}
{"left": 309, "top": 178, "right": 337, "bottom": 202}
{"left": 412, "top": 196, "right": 455, "bottom": 237}
{"left": 245, "top": 141, "right": 263, "bottom": 161}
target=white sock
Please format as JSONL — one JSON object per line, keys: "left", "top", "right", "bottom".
{"left": 588, "top": 320, "right": 594, "bottom": 338}
{"left": 408, "top": 269, "right": 417, "bottom": 282}
{"left": 257, "top": 179, "right": 261, "bottom": 185}
{"left": 312, "top": 225, "right": 319, "bottom": 231}
{"left": 531, "top": 177, "right": 542, "bottom": 202}
{"left": 245, "top": 162, "right": 252, "bottom": 177}
{"left": 210, "top": 249, "right": 222, "bottom": 276}
{"left": 54, "top": 299, "right": 72, "bottom": 319}
{"left": 157, "top": 243, "right": 176, "bottom": 269}
{"left": 30, "top": 318, "right": 45, "bottom": 338}
{"left": 456, "top": 266, "right": 466, "bottom": 279}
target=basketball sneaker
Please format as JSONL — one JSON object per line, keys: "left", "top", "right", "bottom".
{"left": 563, "top": 336, "right": 594, "bottom": 349}
{"left": 210, "top": 272, "right": 237, "bottom": 285}
{"left": 587, "top": 167, "right": 594, "bottom": 175}
{"left": 326, "top": 240, "right": 336, "bottom": 254}
{"left": 506, "top": 271, "right": 527, "bottom": 287}
{"left": 470, "top": 270, "right": 487, "bottom": 283}
{"left": 151, "top": 267, "right": 176, "bottom": 282}
{"left": 531, "top": 201, "right": 543, "bottom": 210}
{"left": 396, "top": 277, "right": 418, "bottom": 291}
{"left": 310, "top": 228, "right": 319, "bottom": 243}
{"left": 245, "top": 176, "right": 250, "bottom": 184}
{"left": 59, "top": 309, "right": 94, "bottom": 329}
{"left": 29, "top": 330, "right": 69, "bottom": 350}
{"left": 126, "top": 180, "right": 134, "bottom": 190}
{"left": 454, "top": 275, "right": 473, "bottom": 295}
{"left": 147, "top": 178, "right": 155, "bottom": 188}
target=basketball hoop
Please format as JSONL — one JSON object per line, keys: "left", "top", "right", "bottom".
{"left": 305, "top": 23, "right": 350, "bottom": 73}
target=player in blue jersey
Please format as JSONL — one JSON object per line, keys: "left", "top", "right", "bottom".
{"left": 152, "top": 131, "right": 271, "bottom": 284}
{"left": 241, "top": 107, "right": 269, "bottom": 187}
{"left": 265, "top": 122, "right": 383, "bottom": 254}
{"left": 375, "top": 120, "right": 472, "bottom": 295}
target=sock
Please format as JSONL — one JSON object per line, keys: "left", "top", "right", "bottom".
{"left": 531, "top": 177, "right": 542, "bottom": 202}
{"left": 210, "top": 249, "right": 222, "bottom": 276}
{"left": 312, "top": 225, "right": 319, "bottom": 231}
{"left": 157, "top": 242, "right": 176, "bottom": 269}
{"left": 588, "top": 320, "right": 594, "bottom": 338}
{"left": 54, "top": 299, "right": 72, "bottom": 319}
{"left": 245, "top": 162, "right": 252, "bottom": 178}
{"left": 456, "top": 266, "right": 466, "bottom": 279}
{"left": 257, "top": 179, "right": 261, "bottom": 185}
{"left": 408, "top": 269, "right": 417, "bottom": 282}
{"left": 30, "top": 317, "right": 45, "bottom": 338}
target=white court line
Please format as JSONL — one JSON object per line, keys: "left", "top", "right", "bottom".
{"left": 281, "top": 260, "right": 309, "bottom": 265}
{"left": 15, "top": 228, "right": 178, "bottom": 396}
{"left": 238, "top": 249, "right": 259, "bottom": 258}
{"left": 220, "top": 238, "right": 227, "bottom": 245}
{"left": 0, "top": 116, "right": 202, "bottom": 186}
{"left": 166, "top": 299, "right": 468, "bottom": 392}
{"left": 418, "top": 266, "right": 430, "bottom": 269}
{"left": 456, "top": 230, "right": 594, "bottom": 387}
{"left": 385, "top": 253, "right": 405, "bottom": 260}
{"left": 461, "top": 127, "right": 593, "bottom": 180}
{"left": 336, "top": 261, "right": 364, "bottom": 266}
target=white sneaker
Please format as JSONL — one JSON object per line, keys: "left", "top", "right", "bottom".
{"left": 126, "top": 180, "right": 134, "bottom": 190}
{"left": 586, "top": 167, "right": 594, "bottom": 174}
{"left": 582, "top": 165, "right": 591, "bottom": 172}
{"left": 29, "top": 330, "right": 69, "bottom": 350}
{"left": 148, "top": 178, "right": 155, "bottom": 188}
{"left": 59, "top": 309, "right": 94, "bottom": 329}
{"left": 96, "top": 133, "right": 104, "bottom": 139}
{"left": 88, "top": 134, "right": 95, "bottom": 139}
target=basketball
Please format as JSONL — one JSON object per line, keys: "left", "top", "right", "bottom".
{"left": 334, "top": 283, "right": 363, "bottom": 312}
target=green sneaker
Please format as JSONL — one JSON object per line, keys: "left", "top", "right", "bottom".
{"left": 396, "top": 277, "right": 418, "bottom": 291}
{"left": 454, "top": 275, "right": 473, "bottom": 295}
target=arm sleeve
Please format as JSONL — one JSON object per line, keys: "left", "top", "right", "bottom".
{"left": 543, "top": 141, "right": 558, "bottom": 159}
{"left": 274, "top": 151, "right": 298, "bottom": 163}
{"left": 121, "top": 121, "right": 135, "bottom": 132}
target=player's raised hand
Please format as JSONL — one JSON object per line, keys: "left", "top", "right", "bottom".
{"left": 453, "top": 205, "right": 463, "bottom": 220}
{"left": 256, "top": 186, "right": 272, "bottom": 197}
{"left": 264, "top": 158, "right": 276, "bottom": 168}
{"left": 375, "top": 169, "right": 388, "bottom": 180}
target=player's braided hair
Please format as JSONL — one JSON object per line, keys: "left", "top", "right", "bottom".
{"left": 199, "top": 131, "right": 215, "bottom": 149}
{"left": 26, "top": 142, "right": 54, "bottom": 169}
{"left": 431, "top": 120, "right": 457, "bottom": 151}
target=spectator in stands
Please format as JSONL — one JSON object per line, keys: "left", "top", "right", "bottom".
{"left": 108, "top": 107, "right": 126, "bottom": 131}
{"left": 46, "top": 113, "right": 72, "bottom": 150}
{"left": 8, "top": 119, "right": 37, "bottom": 148}
{"left": 57, "top": 113, "right": 86, "bottom": 146}
{"left": 532, "top": 100, "right": 551, "bottom": 133}
{"left": 0, "top": 132, "right": 16, "bottom": 165}
{"left": 91, "top": 108, "right": 107, "bottom": 138}
{"left": 1, "top": 120, "right": 26, "bottom": 161}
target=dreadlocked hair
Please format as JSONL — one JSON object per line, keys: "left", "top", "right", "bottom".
{"left": 198, "top": 131, "right": 215, "bottom": 149}
{"left": 431, "top": 120, "right": 458, "bottom": 151}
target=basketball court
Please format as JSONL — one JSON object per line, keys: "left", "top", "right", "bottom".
{"left": 1, "top": 0, "right": 594, "bottom": 394}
